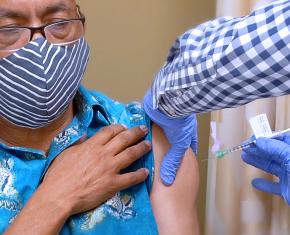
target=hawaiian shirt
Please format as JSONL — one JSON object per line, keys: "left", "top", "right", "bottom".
{"left": 0, "top": 86, "right": 158, "bottom": 235}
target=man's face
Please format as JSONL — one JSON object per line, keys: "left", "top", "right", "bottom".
{"left": 0, "top": 0, "right": 78, "bottom": 28}
{"left": 0, "top": 0, "right": 79, "bottom": 58}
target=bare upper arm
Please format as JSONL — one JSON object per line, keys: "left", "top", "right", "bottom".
{"left": 150, "top": 124, "right": 200, "bottom": 235}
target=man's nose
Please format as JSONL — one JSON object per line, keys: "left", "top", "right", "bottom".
{"left": 30, "top": 31, "right": 45, "bottom": 41}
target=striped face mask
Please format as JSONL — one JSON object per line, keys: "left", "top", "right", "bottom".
{"left": 0, "top": 37, "right": 90, "bottom": 129}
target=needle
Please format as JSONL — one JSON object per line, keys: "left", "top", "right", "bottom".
{"left": 215, "top": 128, "right": 290, "bottom": 158}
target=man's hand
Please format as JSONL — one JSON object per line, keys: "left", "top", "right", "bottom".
{"left": 5, "top": 124, "right": 151, "bottom": 235}
{"left": 242, "top": 134, "right": 290, "bottom": 205}
{"left": 143, "top": 90, "right": 197, "bottom": 186}
{"left": 43, "top": 124, "right": 151, "bottom": 215}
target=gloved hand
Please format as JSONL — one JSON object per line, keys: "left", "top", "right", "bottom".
{"left": 143, "top": 90, "right": 198, "bottom": 186}
{"left": 241, "top": 133, "right": 290, "bottom": 205}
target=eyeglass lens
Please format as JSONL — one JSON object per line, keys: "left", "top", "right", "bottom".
{"left": 0, "top": 20, "right": 84, "bottom": 52}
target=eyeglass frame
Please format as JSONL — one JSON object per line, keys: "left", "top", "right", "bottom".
{"left": 0, "top": 5, "right": 86, "bottom": 48}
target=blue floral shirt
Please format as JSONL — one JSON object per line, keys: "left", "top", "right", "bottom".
{"left": 0, "top": 86, "right": 158, "bottom": 235}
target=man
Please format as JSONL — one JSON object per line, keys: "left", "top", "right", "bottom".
{"left": 0, "top": 0, "right": 199, "bottom": 234}
{"left": 144, "top": 0, "right": 290, "bottom": 203}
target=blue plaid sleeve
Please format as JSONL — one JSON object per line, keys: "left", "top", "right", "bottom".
{"left": 152, "top": 0, "right": 290, "bottom": 117}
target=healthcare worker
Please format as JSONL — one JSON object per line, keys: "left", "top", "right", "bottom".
{"left": 144, "top": 0, "right": 290, "bottom": 201}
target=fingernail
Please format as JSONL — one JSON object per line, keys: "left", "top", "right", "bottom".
{"left": 144, "top": 168, "right": 149, "bottom": 175}
{"left": 140, "top": 125, "right": 148, "bottom": 134}
{"left": 144, "top": 141, "right": 152, "bottom": 148}
{"left": 121, "top": 124, "right": 128, "bottom": 129}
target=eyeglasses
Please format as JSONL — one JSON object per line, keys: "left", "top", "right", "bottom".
{"left": 0, "top": 16, "right": 85, "bottom": 52}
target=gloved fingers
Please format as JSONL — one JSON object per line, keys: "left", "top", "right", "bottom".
{"left": 273, "top": 133, "right": 290, "bottom": 145}
{"left": 164, "top": 126, "right": 193, "bottom": 147}
{"left": 252, "top": 178, "right": 281, "bottom": 196}
{"left": 243, "top": 138, "right": 285, "bottom": 163}
{"left": 160, "top": 146, "right": 187, "bottom": 186}
{"left": 242, "top": 136, "right": 260, "bottom": 155}
{"left": 280, "top": 168, "right": 290, "bottom": 205}
{"left": 243, "top": 137, "right": 290, "bottom": 165}
{"left": 241, "top": 152, "right": 281, "bottom": 177}
{"left": 242, "top": 144, "right": 262, "bottom": 157}
{"left": 255, "top": 138, "right": 290, "bottom": 164}
{"left": 242, "top": 135, "right": 256, "bottom": 146}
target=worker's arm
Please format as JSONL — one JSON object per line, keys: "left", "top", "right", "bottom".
{"left": 144, "top": 0, "right": 289, "bottom": 186}
{"left": 150, "top": 0, "right": 290, "bottom": 117}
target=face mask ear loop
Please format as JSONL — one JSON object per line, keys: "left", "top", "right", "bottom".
{"left": 76, "top": 5, "right": 82, "bottom": 18}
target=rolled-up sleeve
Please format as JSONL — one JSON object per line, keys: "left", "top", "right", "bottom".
{"left": 153, "top": 0, "right": 290, "bottom": 117}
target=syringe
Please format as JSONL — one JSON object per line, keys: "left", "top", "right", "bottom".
{"left": 215, "top": 128, "right": 290, "bottom": 159}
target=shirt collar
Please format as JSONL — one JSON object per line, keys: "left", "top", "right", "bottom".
{"left": 0, "top": 85, "right": 111, "bottom": 157}
{"left": 76, "top": 86, "right": 112, "bottom": 126}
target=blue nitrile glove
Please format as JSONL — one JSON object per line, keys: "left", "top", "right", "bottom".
{"left": 143, "top": 90, "right": 198, "bottom": 186}
{"left": 241, "top": 134, "right": 290, "bottom": 205}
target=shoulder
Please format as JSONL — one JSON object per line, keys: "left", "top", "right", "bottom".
{"left": 86, "top": 89, "right": 155, "bottom": 190}
{"left": 88, "top": 89, "right": 150, "bottom": 128}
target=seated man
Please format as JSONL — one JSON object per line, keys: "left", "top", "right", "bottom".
{"left": 0, "top": 0, "right": 199, "bottom": 234}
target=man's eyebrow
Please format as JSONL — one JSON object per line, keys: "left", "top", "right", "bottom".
{"left": 44, "top": 3, "right": 74, "bottom": 16}
{"left": 0, "top": 9, "right": 26, "bottom": 19}
{"left": 0, "top": 3, "right": 72, "bottom": 20}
